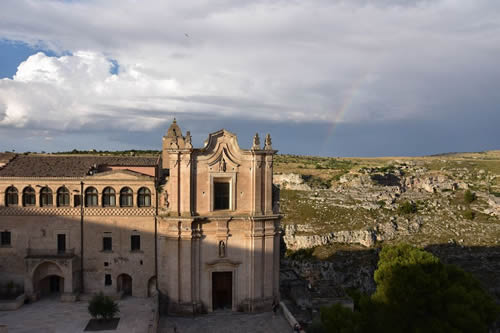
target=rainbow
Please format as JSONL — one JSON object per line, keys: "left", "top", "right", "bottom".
{"left": 323, "top": 74, "right": 370, "bottom": 149}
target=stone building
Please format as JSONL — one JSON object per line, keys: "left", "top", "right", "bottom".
{"left": 0, "top": 120, "right": 280, "bottom": 313}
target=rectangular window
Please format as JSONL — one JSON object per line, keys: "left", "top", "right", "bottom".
{"left": 105, "top": 274, "right": 112, "bottom": 286}
{"left": 57, "top": 234, "right": 66, "bottom": 253}
{"left": 214, "top": 182, "right": 230, "bottom": 210}
{"left": 0, "top": 231, "right": 11, "bottom": 246}
{"left": 102, "top": 237, "right": 112, "bottom": 251}
{"left": 131, "top": 235, "right": 141, "bottom": 251}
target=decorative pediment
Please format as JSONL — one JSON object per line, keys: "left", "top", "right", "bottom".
{"left": 86, "top": 169, "right": 153, "bottom": 180}
{"left": 200, "top": 129, "right": 246, "bottom": 171}
{"left": 207, "top": 148, "right": 240, "bottom": 173}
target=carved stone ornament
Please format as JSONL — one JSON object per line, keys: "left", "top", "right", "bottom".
{"left": 264, "top": 133, "right": 272, "bottom": 150}
{"left": 252, "top": 133, "right": 261, "bottom": 150}
{"left": 185, "top": 131, "right": 193, "bottom": 148}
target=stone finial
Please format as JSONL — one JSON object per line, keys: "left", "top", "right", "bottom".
{"left": 185, "top": 131, "right": 193, "bottom": 148}
{"left": 252, "top": 133, "right": 261, "bottom": 150}
{"left": 264, "top": 133, "right": 272, "bottom": 150}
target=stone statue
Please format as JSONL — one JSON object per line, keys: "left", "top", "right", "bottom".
{"left": 252, "top": 133, "right": 261, "bottom": 150}
{"left": 264, "top": 133, "right": 272, "bottom": 150}
{"left": 219, "top": 157, "right": 227, "bottom": 172}
{"left": 185, "top": 131, "right": 193, "bottom": 148}
{"left": 219, "top": 240, "right": 226, "bottom": 257}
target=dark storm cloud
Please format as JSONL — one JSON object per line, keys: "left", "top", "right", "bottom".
{"left": 0, "top": 0, "right": 499, "bottom": 154}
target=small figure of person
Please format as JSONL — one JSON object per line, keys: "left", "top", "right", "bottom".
{"left": 293, "top": 322, "right": 301, "bottom": 333}
{"left": 272, "top": 298, "right": 279, "bottom": 316}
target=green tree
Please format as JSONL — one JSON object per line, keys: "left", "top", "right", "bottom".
{"left": 397, "top": 201, "right": 417, "bottom": 215}
{"left": 88, "top": 293, "right": 119, "bottom": 320}
{"left": 464, "top": 190, "right": 476, "bottom": 204}
{"left": 319, "top": 244, "right": 499, "bottom": 333}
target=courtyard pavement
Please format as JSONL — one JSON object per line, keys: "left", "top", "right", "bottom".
{"left": 0, "top": 296, "right": 155, "bottom": 333}
{"left": 159, "top": 310, "right": 292, "bottom": 333}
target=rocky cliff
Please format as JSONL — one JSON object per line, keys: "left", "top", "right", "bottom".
{"left": 275, "top": 151, "right": 500, "bottom": 306}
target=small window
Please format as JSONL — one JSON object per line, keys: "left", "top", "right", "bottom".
{"left": 105, "top": 274, "right": 112, "bottom": 286}
{"left": 137, "top": 187, "right": 151, "bottom": 207}
{"left": 0, "top": 231, "right": 11, "bottom": 246}
{"left": 214, "top": 182, "right": 230, "bottom": 210}
{"left": 120, "top": 187, "right": 133, "bottom": 207}
{"left": 85, "top": 187, "right": 98, "bottom": 207}
{"left": 131, "top": 235, "right": 141, "bottom": 251}
{"left": 23, "top": 186, "right": 36, "bottom": 207}
{"left": 57, "top": 187, "right": 70, "bottom": 207}
{"left": 40, "top": 187, "right": 53, "bottom": 207}
{"left": 102, "top": 187, "right": 116, "bottom": 207}
{"left": 103, "top": 237, "right": 112, "bottom": 251}
{"left": 5, "top": 186, "right": 18, "bottom": 206}
{"left": 57, "top": 234, "right": 66, "bottom": 253}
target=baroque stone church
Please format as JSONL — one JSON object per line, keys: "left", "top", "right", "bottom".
{"left": 0, "top": 120, "right": 280, "bottom": 313}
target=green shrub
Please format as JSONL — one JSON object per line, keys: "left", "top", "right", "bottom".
{"left": 285, "top": 247, "right": 315, "bottom": 261}
{"left": 464, "top": 190, "right": 476, "bottom": 203}
{"left": 88, "top": 292, "right": 119, "bottom": 320}
{"left": 463, "top": 209, "right": 476, "bottom": 220}
{"left": 397, "top": 201, "right": 417, "bottom": 215}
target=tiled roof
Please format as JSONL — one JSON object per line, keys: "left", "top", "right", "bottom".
{"left": 0, "top": 155, "right": 158, "bottom": 177}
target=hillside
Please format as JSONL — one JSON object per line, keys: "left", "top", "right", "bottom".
{"left": 275, "top": 151, "right": 500, "bottom": 325}
{"left": 275, "top": 150, "right": 500, "bottom": 254}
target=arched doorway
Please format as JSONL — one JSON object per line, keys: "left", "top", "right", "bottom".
{"left": 117, "top": 274, "right": 132, "bottom": 296}
{"left": 147, "top": 276, "right": 157, "bottom": 297}
{"left": 32, "top": 261, "right": 65, "bottom": 298}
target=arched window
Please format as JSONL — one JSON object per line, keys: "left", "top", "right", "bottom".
{"left": 40, "top": 187, "right": 53, "bottom": 207}
{"left": 138, "top": 187, "right": 151, "bottom": 207}
{"left": 120, "top": 187, "right": 133, "bottom": 207}
{"left": 102, "top": 187, "right": 116, "bottom": 207}
{"left": 5, "top": 186, "right": 18, "bottom": 206}
{"left": 23, "top": 186, "right": 36, "bottom": 207}
{"left": 85, "top": 187, "right": 98, "bottom": 207}
{"left": 57, "top": 187, "right": 70, "bottom": 207}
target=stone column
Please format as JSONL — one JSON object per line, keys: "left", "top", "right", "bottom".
{"left": 167, "top": 152, "right": 180, "bottom": 216}
{"left": 251, "top": 155, "right": 264, "bottom": 215}
{"left": 179, "top": 152, "right": 192, "bottom": 216}
{"left": 263, "top": 220, "right": 275, "bottom": 300}
{"left": 264, "top": 154, "right": 274, "bottom": 215}
{"left": 178, "top": 220, "right": 192, "bottom": 310}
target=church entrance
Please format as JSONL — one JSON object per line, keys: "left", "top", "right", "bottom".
{"left": 212, "top": 272, "right": 232, "bottom": 310}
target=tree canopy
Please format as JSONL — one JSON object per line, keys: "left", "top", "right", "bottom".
{"left": 319, "top": 244, "right": 499, "bottom": 333}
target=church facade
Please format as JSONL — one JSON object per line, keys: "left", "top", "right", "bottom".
{"left": 0, "top": 121, "right": 280, "bottom": 313}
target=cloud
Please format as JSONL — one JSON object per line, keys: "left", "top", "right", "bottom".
{"left": 0, "top": 0, "right": 499, "bottom": 152}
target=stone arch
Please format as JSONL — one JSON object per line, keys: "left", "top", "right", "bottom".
{"left": 117, "top": 273, "right": 132, "bottom": 296}
{"left": 32, "top": 261, "right": 65, "bottom": 297}
{"left": 147, "top": 276, "right": 157, "bottom": 297}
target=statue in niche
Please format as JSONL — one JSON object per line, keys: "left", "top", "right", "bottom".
{"left": 219, "top": 157, "right": 227, "bottom": 172}
{"left": 264, "top": 133, "right": 272, "bottom": 150}
{"left": 252, "top": 133, "right": 261, "bottom": 150}
{"left": 219, "top": 240, "right": 226, "bottom": 257}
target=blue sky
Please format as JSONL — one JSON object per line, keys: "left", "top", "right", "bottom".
{"left": 0, "top": 0, "right": 499, "bottom": 156}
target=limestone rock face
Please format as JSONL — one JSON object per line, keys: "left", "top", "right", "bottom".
{"left": 283, "top": 218, "right": 422, "bottom": 249}
{"left": 274, "top": 173, "right": 311, "bottom": 191}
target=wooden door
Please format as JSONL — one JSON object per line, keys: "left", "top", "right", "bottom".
{"left": 212, "top": 272, "right": 232, "bottom": 310}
